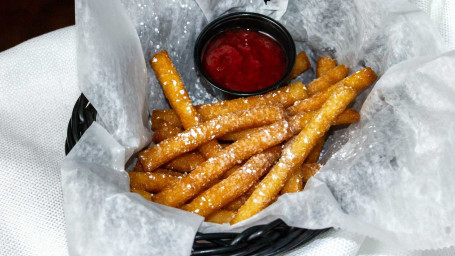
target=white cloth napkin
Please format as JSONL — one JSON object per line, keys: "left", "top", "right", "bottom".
{"left": 1, "top": 1, "right": 455, "bottom": 255}
{"left": 0, "top": 27, "right": 79, "bottom": 256}
{"left": 411, "top": 0, "right": 455, "bottom": 51}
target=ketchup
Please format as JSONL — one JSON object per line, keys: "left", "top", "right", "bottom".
{"left": 202, "top": 29, "right": 287, "bottom": 92}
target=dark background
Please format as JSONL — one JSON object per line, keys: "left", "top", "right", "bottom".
{"left": 0, "top": 0, "right": 75, "bottom": 51}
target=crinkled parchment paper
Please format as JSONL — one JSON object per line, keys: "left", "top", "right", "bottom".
{"left": 61, "top": 0, "right": 455, "bottom": 255}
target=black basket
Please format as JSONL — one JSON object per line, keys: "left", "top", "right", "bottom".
{"left": 65, "top": 94, "right": 329, "bottom": 256}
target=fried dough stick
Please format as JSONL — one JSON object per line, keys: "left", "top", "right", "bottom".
{"left": 316, "top": 57, "right": 337, "bottom": 78}
{"left": 280, "top": 163, "right": 322, "bottom": 194}
{"left": 206, "top": 210, "right": 236, "bottom": 224}
{"left": 220, "top": 108, "right": 360, "bottom": 141}
{"left": 280, "top": 166, "right": 305, "bottom": 194}
{"left": 133, "top": 160, "right": 145, "bottom": 172}
{"left": 304, "top": 135, "right": 327, "bottom": 163}
{"left": 152, "top": 120, "right": 293, "bottom": 208}
{"left": 221, "top": 165, "right": 242, "bottom": 179}
{"left": 152, "top": 80, "right": 308, "bottom": 127}
{"left": 165, "top": 152, "right": 205, "bottom": 173}
{"left": 129, "top": 169, "right": 184, "bottom": 193}
{"left": 143, "top": 138, "right": 205, "bottom": 173}
{"left": 288, "top": 109, "right": 360, "bottom": 132}
{"left": 306, "top": 65, "right": 349, "bottom": 96}
{"left": 301, "top": 163, "right": 322, "bottom": 182}
{"left": 150, "top": 119, "right": 206, "bottom": 172}
{"left": 304, "top": 57, "right": 354, "bottom": 161}
{"left": 231, "top": 85, "right": 357, "bottom": 224}
{"left": 131, "top": 188, "right": 153, "bottom": 201}
{"left": 304, "top": 56, "right": 337, "bottom": 162}
{"left": 150, "top": 50, "right": 222, "bottom": 158}
{"left": 223, "top": 183, "right": 258, "bottom": 211}
{"left": 152, "top": 121, "right": 183, "bottom": 143}
{"left": 138, "top": 105, "right": 284, "bottom": 172}
{"left": 287, "top": 51, "right": 311, "bottom": 81}
{"left": 151, "top": 110, "right": 182, "bottom": 131}
{"left": 286, "top": 67, "right": 377, "bottom": 115}
{"left": 181, "top": 146, "right": 281, "bottom": 217}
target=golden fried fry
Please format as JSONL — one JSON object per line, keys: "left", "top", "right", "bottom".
{"left": 129, "top": 170, "right": 184, "bottom": 193}
{"left": 195, "top": 140, "right": 223, "bottom": 159}
{"left": 301, "top": 163, "right": 322, "bottom": 182}
{"left": 286, "top": 67, "right": 377, "bottom": 115}
{"left": 305, "top": 134, "right": 327, "bottom": 163}
{"left": 223, "top": 196, "right": 248, "bottom": 212}
{"left": 151, "top": 118, "right": 170, "bottom": 130}
{"left": 333, "top": 108, "right": 360, "bottom": 124}
{"left": 218, "top": 127, "right": 262, "bottom": 142}
{"left": 131, "top": 188, "right": 153, "bottom": 201}
{"left": 307, "top": 65, "right": 349, "bottom": 96}
{"left": 289, "top": 108, "right": 362, "bottom": 133}
{"left": 223, "top": 181, "right": 259, "bottom": 211}
{"left": 135, "top": 146, "right": 204, "bottom": 173}
{"left": 206, "top": 210, "right": 236, "bottom": 224}
{"left": 220, "top": 143, "right": 231, "bottom": 148}
{"left": 343, "top": 67, "right": 378, "bottom": 91}
{"left": 151, "top": 109, "right": 182, "bottom": 130}
{"left": 220, "top": 109, "right": 359, "bottom": 141}
{"left": 139, "top": 105, "right": 284, "bottom": 172}
{"left": 279, "top": 163, "right": 322, "bottom": 194}
{"left": 231, "top": 85, "right": 357, "bottom": 224}
{"left": 151, "top": 118, "right": 206, "bottom": 172}
{"left": 150, "top": 51, "right": 200, "bottom": 129}
{"left": 150, "top": 50, "right": 223, "bottom": 158}
{"left": 198, "top": 81, "right": 308, "bottom": 121}
{"left": 280, "top": 167, "right": 304, "bottom": 194}
{"left": 153, "top": 169, "right": 185, "bottom": 177}
{"left": 133, "top": 160, "right": 144, "bottom": 172}
{"left": 221, "top": 165, "right": 242, "bottom": 179}
{"left": 181, "top": 146, "right": 281, "bottom": 217}
{"left": 152, "top": 120, "right": 293, "bottom": 208}
{"left": 287, "top": 51, "right": 311, "bottom": 81}
{"left": 152, "top": 122, "right": 183, "bottom": 143}
{"left": 164, "top": 152, "right": 205, "bottom": 173}
{"left": 316, "top": 57, "right": 337, "bottom": 78}
{"left": 286, "top": 87, "right": 335, "bottom": 114}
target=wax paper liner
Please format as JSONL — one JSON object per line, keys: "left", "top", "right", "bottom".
{"left": 61, "top": 0, "right": 454, "bottom": 255}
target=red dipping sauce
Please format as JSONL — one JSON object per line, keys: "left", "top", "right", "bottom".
{"left": 202, "top": 29, "right": 287, "bottom": 92}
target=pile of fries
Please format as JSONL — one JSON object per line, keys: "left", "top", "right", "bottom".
{"left": 129, "top": 50, "right": 377, "bottom": 224}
